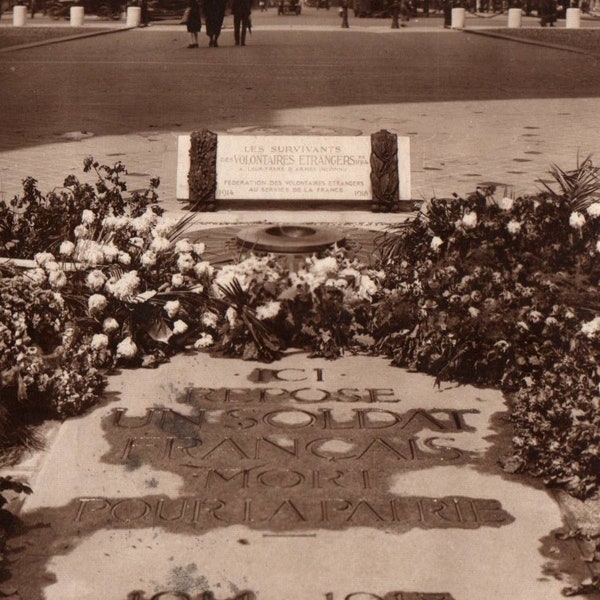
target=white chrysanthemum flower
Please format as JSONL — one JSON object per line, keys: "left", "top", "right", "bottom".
{"left": 88, "top": 293, "right": 108, "bottom": 313}
{"left": 171, "top": 273, "right": 185, "bottom": 287}
{"left": 256, "top": 301, "right": 281, "bottom": 321}
{"left": 81, "top": 209, "right": 96, "bottom": 224}
{"left": 102, "top": 317, "right": 119, "bottom": 333}
{"left": 74, "top": 224, "right": 89, "bottom": 239}
{"left": 194, "top": 261, "right": 214, "bottom": 278}
{"left": 34, "top": 252, "right": 55, "bottom": 267}
{"left": 193, "top": 243, "right": 206, "bottom": 256}
{"left": 164, "top": 300, "right": 180, "bottom": 319}
{"left": 153, "top": 215, "right": 177, "bottom": 238}
{"left": 86, "top": 269, "right": 107, "bottom": 292}
{"left": 130, "top": 237, "right": 145, "bottom": 248}
{"left": 581, "top": 316, "right": 600, "bottom": 338}
{"left": 44, "top": 260, "right": 60, "bottom": 272}
{"left": 468, "top": 306, "right": 480, "bottom": 318}
{"left": 201, "top": 312, "right": 218, "bottom": 329}
{"left": 102, "top": 216, "right": 119, "bottom": 230}
{"left": 596, "top": 240, "right": 600, "bottom": 254}
{"left": 59, "top": 241, "right": 75, "bottom": 257}
{"left": 309, "top": 256, "right": 338, "bottom": 278}
{"left": 430, "top": 236, "right": 443, "bottom": 251}
{"left": 102, "top": 243, "right": 119, "bottom": 262}
{"left": 497, "top": 197, "right": 514, "bottom": 211}
{"left": 528, "top": 310, "right": 543, "bottom": 323}
{"left": 177, "top": 253, "right": 195, "bottom": 273}
{"left": 105, "top": 271, "right": 140, "bottom": 301}
{"left": 91, "top": 333, "right": 109, "bottom": 349}
{"left": 27, "top": 268, "right": 47, "bottom": 285}
{"left": 194, "top": 333, "right": 214, "bottom": 348}
{"left": 358, "top": 275, "right": 378, "bottom": 299}
{"left": 173, "top": 319, "right": 188, "bottom": 335}
{"left": 141, "top": 250, "right": 157, "bottom": 267}
{"left": 569, "top": 211, "right": 586, "bottom": 229}
{"left": 175, "top": 239, "right": 194, "bottom": 254}
{"left": 461, "top": 212, "right": 478, "bottom": 229}
{"left": 48, "top": 270, "right": 67, "bottom": 289}
{"left": 76, "top": 239, "right": 105, "bottom": 266}
{"left": 116, "top": 336, "right": 138, "bottom": 358}
{"left": 118, "top": 252, "right": 131, "bottom": 266}
{"left": 586, "top": 203, "right": 600, "bottom": 217}
{"left": 131, "top": 210, "right": 157, "bottom": 235}
{"left": 150, "top": 236, "right": 171, "bottom": 253}
{"left": 507, "top": 220, "right": 522, "bottom": 235}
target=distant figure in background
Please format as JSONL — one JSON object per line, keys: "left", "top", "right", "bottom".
{"left": 204, "top": 0, "right": 226, "bottom": 46}
{"left": 183, "top": 0, "right": 202, "bottom": 47}
{"left": 539, "top": 0, "right": 557, "bottom": 24}
{"left": 140, "top": 0, "right": 150, "bottom": 25}
{"left": 30, "top": 0, "right": 37, "bottom": 18}
{"left": 442, "top": 0, "right": 451, "bottom": 25}
{"left": 232, "top": 0, "right": 252, "bottom": 45}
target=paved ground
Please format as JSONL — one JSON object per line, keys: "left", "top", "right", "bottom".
{"left": 0, "top": 12, "right": 599, "bottom": 217}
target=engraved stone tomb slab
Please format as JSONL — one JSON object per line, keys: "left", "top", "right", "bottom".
{"left": 6, "top": 353, "right": 587, "bottom": 600}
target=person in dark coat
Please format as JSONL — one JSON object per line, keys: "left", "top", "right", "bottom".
{"left": 184, "top": 0, "right": 202, "bottom": 47}
{"left": 204, "top": 0, "right": 226, "bottom": 46}
{"left": 539, "top": 0, "right": 557, "bottom": 24}
{"left": 231, "top": 0, "right": 252, "bottom": 46}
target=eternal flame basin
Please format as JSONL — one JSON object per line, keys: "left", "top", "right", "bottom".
{"left": 236, "top": 224, "right": 346, "bottom": 254}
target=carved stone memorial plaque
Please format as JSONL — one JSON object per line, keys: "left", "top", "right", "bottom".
{"left": 176, "top": 130, "right": 411, "bottom": 211}
{"left": 5, "top": 353, "right": 589, "bottom": 600}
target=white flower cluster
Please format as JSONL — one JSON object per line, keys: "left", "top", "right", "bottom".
{"left": 256, "top": 301, "right": 281, "bottom": 321}
{"left": 213, "top": 255, "right": 282, "bottom": 296}
{"left": 105, "top": 271, "right": 141, "bottom": 301}
{"left": 581, "top": 316, "right": 600, "bottom": 338}
{"left": 569, "top": 211, "right": 586, "bottom": 229}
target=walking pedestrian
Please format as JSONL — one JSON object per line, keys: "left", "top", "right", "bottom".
{"left": 442, "top": 0, "right": 451, "bottom": 25}
{"left": 232, "top": 0, "right": 252, "bottom": 46}
{"left": 204, "top": 0, "right": 226, "bottom": 46}
{"left": 140, "top": 0, "right": 149, "bottom": 26}
{"left": 539, "top": 0, "right": 557, "bottom": 25}
{"left": 182, "top": 0, "right": 202, "bottom": 47}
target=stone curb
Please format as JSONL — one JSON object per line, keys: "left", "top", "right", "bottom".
{"left": 0, "top": 24, "right": 136, "bottom": 53}
{"left": 462, "top": 26, "right": 600, "bottom": 59}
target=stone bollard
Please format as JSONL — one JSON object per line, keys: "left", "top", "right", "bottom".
{"left": 70, "top": 5, "right": 84, "bottom": 26}
{"left": 13, "top": 4, "right": 27, "bottom": 26}
{"left": 565, "top": 7, "right": 580, "bottom": 27}
{"left": 507, "top": 7, "right": 522, "bottom": 27}
{"left": 451, "top": 6, "right": 465, "bottom": 28}
{"left": 126, "top": 5, "right": 141, "bottom": 26}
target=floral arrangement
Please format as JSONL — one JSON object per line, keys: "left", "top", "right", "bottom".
{"left": 202, "top": 250, "right": 383, "bottom": 361}
{"left": 372, "top": 158, "right": 600, "bottom": 498}
{"left": 0, "top": 158, "right": 161, "bottom": 259}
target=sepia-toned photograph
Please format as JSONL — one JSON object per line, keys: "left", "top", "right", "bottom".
{"left": 0, "top": 1, "right": 600, "bottom": 598}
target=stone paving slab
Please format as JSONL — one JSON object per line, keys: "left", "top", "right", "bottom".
{"left": 3, "top": 352, "right": 591, "bottom": 600}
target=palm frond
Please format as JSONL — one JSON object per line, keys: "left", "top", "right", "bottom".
{"left": 540, "top": 155, "right": 600, "bottom": 211}
{"left": 167, "top": 212, "right": 199, "bottom": 243}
